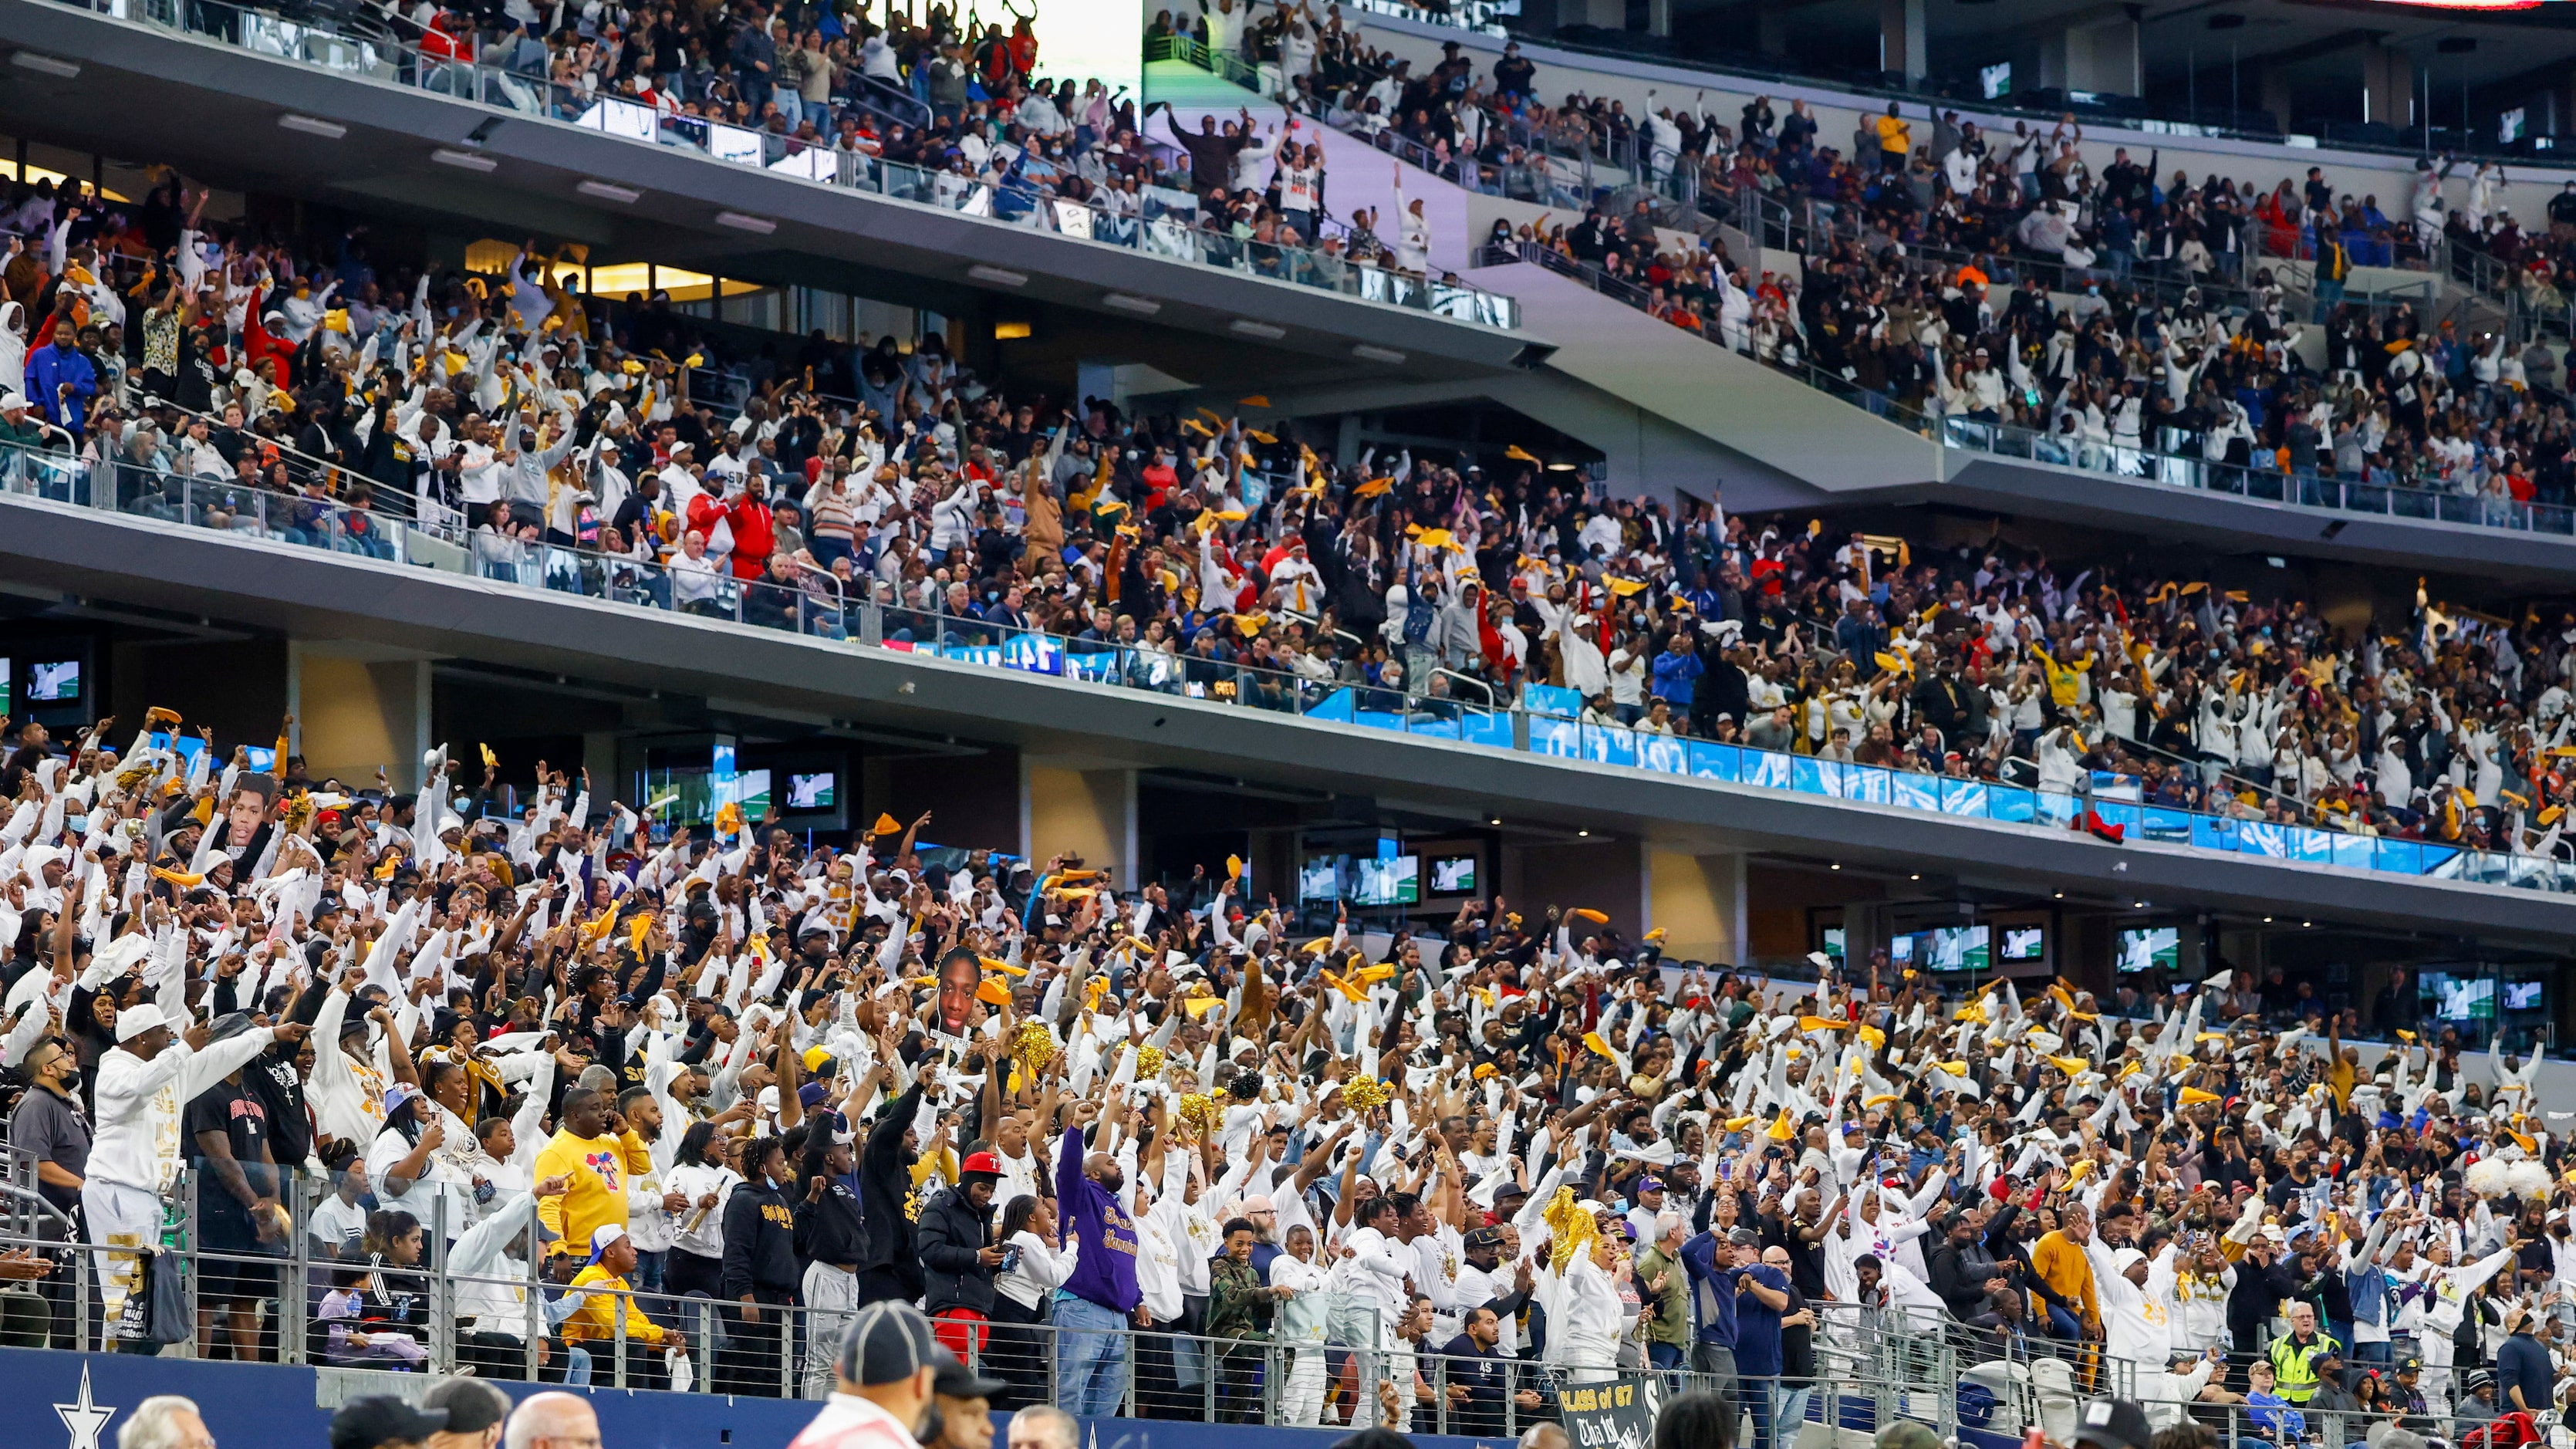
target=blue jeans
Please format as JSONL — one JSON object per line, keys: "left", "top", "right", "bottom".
{"left": 1055, "top": 1292, "right": 1131, "bottom": 1417}
{"left": 1649, "top": 1342, "right": 1685, "bottom": 1371}
{"left": 2352, "top": 1339, "right": 2392, "bottom": 1366}
{"left": 1740, "top": 1374, "right": 1778, "bottom": 1449}
{"left": 632, "top": 1249, "right": 665, "bottom": 1295}
{"left": 2045, "top": 1302, "right": 2085, "bottom": 1339}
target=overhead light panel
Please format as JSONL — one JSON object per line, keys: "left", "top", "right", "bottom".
{"left": 1352, "top": 343, "right": 1407, "bottom": 364}
{"left": 1101, "top": 292, "right": 1162, "bottom": 316}
{"left": 430, "top": 147, "right": 497, "bottom": 173}
{"left": 278, "top": 113, "right": 347, "bottom": 140}
{"left": 714, "top": 211, "right": 775, "bottom": 234}
{"left": 10, "top": 52, "right": 81, "bottom": 79}
{"left": 579, "top": 179, "right": 641, "bottom": 204}
{"left": 968, "top": 265, "right": 1028, "bottom": 287}
{"left": 1229, "top": 319, "right": 1286, "bottom": 339}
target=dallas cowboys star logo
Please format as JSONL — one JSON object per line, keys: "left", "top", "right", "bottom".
{"left": 56, "top": 1364, "right": 116, "bottom": 1449}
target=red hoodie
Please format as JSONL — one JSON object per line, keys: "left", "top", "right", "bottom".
{"left": 725, "top": 494, "right": 775, "bottom": 579}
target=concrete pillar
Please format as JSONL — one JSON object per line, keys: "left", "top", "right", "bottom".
{"left": 1646, "top": 849, "right": 1747, "bottom": 966}
{"left": 1578, "top": 0, "right": 1623, "bottom": 30}
{"left": 2360, "top": 44, "right": 2412, "bottom": 128}
{"left": 582, "top": 731, "right": 622, "bottom": 813}
{"left": 1879, "top": 0, "right": 1924, "bottom": 83}
{"left": 289, "top": 643, "right": 434, "bottom": 789}
{"left": 1842, "top": 901, "right": 1893, "bottom": 980}
{"left": 2257, "top": 66, "right": 2295, "bottom": 134}
{"left": 1076, "top": 360, "right": 1119, "bottom": 418}
{"left": 1511, "top": 838, "right": 1649, "bottom": 943}
{"left": 1756, "top": 5, "right": 1787, "bottom": 57}
{"left": 2035, "top": 8, "right": 2140, "bottom": 96}
{"left": 1021, "top": 760, "right": 1138, "bottom": 887}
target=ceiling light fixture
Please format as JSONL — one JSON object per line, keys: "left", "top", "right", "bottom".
{"left": 714, "top": 211, "right": 775, "bottom": 234}
{"left": 430, "top": 147, "right": 498, "bottom": 172}
{"left": 278, "top": 113, "right": 348, "bottom": 139}
{"left": 1102, "top": 292, "right": 1163, "bottom": 315}
{"left": 10, "top": 52, "right": 81, "bottom": 79}
{"left": 578, "top": 179, "right": 642, "bottom": 204}
{"left": 1352, "top": 343, "right": 1407, "bottom": 364}
{"left": 1230, "top": 319, "right": 1286, "bottom": 339}
{"left": 968, "top": 265, "right": 1028, "bottom": 287}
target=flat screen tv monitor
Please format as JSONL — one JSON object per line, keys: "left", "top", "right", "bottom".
{"left": 2422, "top": 971, "right": 2497, "bottom": 1022}
{"left": 785, "top": 772, "right": 836, "bottom": 811}
{"left": 2117, "top": 927, "right": 2179, "bottom": 974}
{"left": 1428, "top": 854, "right": 1477, "bottom": 894}
{"left": 1299, "top": 854, "right": 1349, "bottom": 903}
{"left": 1352, "top": 854, "right": 1420, "bottom": 907}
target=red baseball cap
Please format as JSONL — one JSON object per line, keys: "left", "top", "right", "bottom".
{"left": 961, "top": 1150, "right": 1003, "bottom": 1179}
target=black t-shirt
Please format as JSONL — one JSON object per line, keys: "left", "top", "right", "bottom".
{"left": 184, "top": 1078, "right": 275, "bottom": 1224}
{"left": 244, "top": 1045, "right": 314, "bottom": 1170}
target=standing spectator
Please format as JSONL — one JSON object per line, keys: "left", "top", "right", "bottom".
{"left": 1055, "top": 1095, "right": 1144, "bottom": 1418}
{"left": 919, "top": 1148, "right": 1008, "bottom": 1359}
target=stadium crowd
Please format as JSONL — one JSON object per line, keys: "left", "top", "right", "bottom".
{"left": 0, "top": 707, "right": 2571, "bottom": 1441}
{"left": 9, "top": 164, "right": 2576, "bottom": 857}
{"left": 1171, "top": 0, "right": 2576, "bottom": 515}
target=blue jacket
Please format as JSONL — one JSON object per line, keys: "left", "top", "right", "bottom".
{"left": 26, "top": 343, "right": 96, "bottom": 433}
{"left": 1678, "top": 1230, "right": 1737, "bottom": 1347}
{"left": 1651, "top": 650, "right": 1703, "bottom": 708}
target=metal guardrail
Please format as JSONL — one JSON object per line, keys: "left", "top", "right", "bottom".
{"left": 0, "top": 1166, "right": 2063, "bottom": 1445}
{"left": 6, "top": 436, "right": 2572, "bottom": 891}
{"left": 1329, "top": 0, "right": 2576, "bottom": 184}
{"left": 1480, "top": 238, "right": 2576, "bottom": 539}
{"left": 50, "top": 0, "right": 1520, "bottom": 330}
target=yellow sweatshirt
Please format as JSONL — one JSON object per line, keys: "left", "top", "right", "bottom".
{"left": 563, "top": 1265, "right": 667, "bottom": 1345}
{"left": 533, "top": 1129, "right": 629, "bottom": 1255}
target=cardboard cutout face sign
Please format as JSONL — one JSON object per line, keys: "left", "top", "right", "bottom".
{"left": 225, "top": 777, "right": 279, "bottom": 850}
{"left": 937, "top": 951, "right": 980, "bottom": 1039}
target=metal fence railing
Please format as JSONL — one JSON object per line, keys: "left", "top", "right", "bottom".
{"left": 50, "top": 0, "right": 1519, "bottom": 330}
{"left": 1480, "top": 235, "right": 2576, "bottom": 541}
{"left": 8, "top": 436, "right": 2576, "bottom": 894}
{"left": 0, "top": 1157, "right": 1953, "bottom": 1434}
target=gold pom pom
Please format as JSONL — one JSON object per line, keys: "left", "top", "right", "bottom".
{"left": 1012, "top": 1018, "right": 1056, "bottom": 1075}
{"left": 1178, "top": 1092, "right": 1220, "bottom": 1137}
{"left": 1135, "top": 1045, "right": 1165, "bottom": 1080}
{"left": 1342, "top": 1076, "right": 1391, "bottom": 1112}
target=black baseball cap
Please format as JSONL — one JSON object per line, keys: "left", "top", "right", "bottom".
{"left": 838, "top": 1300, "right": 940, "bottom": 1386}
{"left": 329, "top": 1396, "right": 450, "bottom": 1449}
{"left": 933, "top": 1349, "right": 1009, "bottom": 1401}
{"left": 2072, "top": 1399, "right": 2153, "bottom": 1449}
{"left": 421, "top": 1380, "right": 510, "bottom": 1436}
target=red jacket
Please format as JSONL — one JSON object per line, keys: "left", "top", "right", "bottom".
{"left": 725, "top": 495, "right": 775, "bottom": 579}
